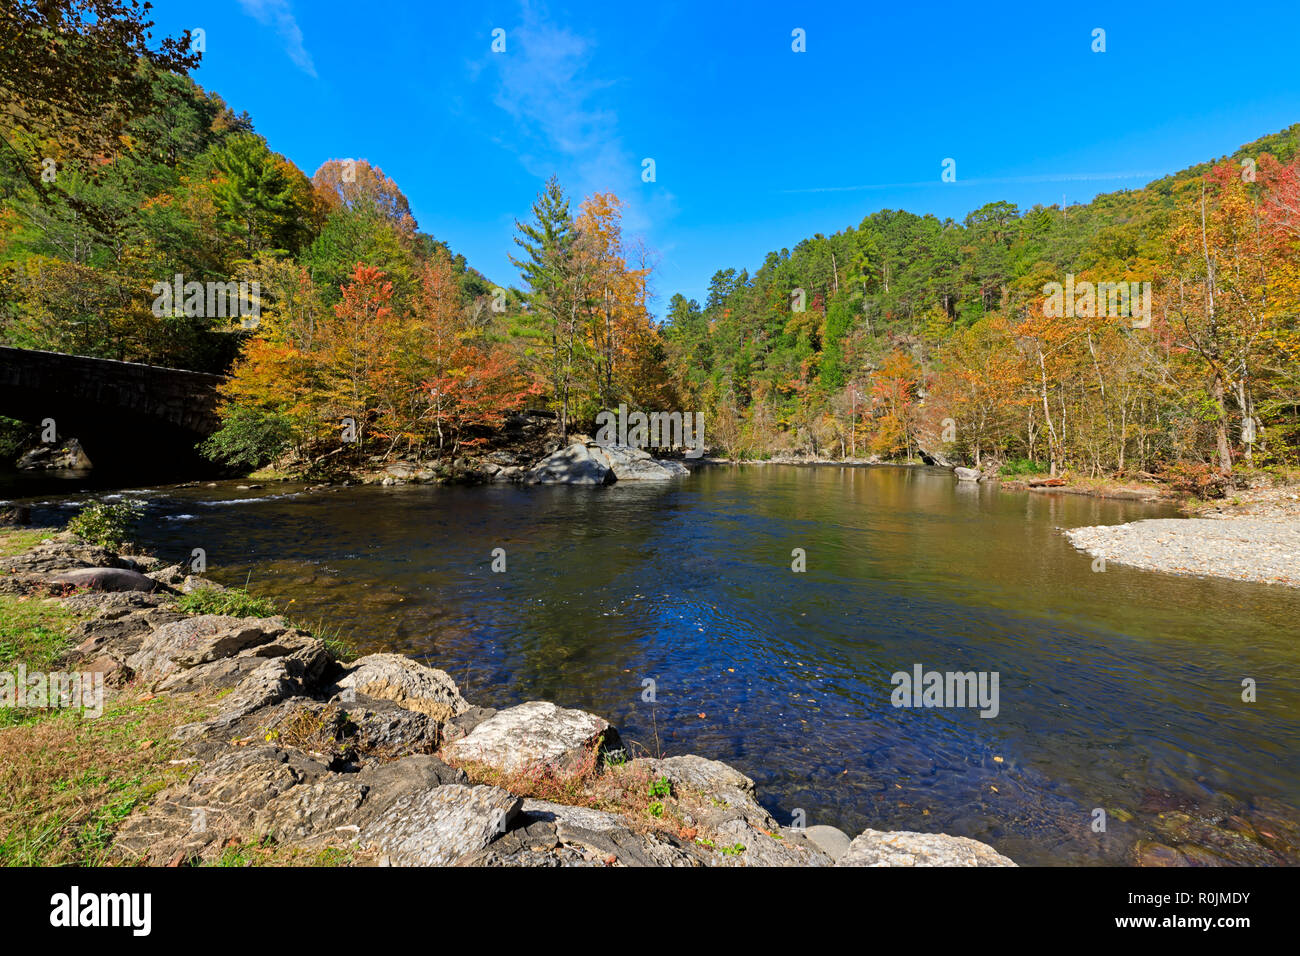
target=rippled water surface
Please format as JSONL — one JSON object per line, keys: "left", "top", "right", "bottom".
{"left": 16, "top": 464, "right": 1300, "bottom": 865}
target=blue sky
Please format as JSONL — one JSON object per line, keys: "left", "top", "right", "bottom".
{"left": 154, "top": 1, "right": 1300, "bottom": 315}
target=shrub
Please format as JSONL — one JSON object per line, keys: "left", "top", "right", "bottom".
{"left": 200, "top": 407, "right": 294, "bottom": 470}
{"left": 999, "top": 457, "right": 1049, "bottom": 477}
{"left": 66, "top": 501, "right": 144, "bottom": 549}
{"left": 1160, "top": 461, "right": 1228, "bottom": 498}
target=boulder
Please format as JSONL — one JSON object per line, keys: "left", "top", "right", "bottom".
{"left": 916, "top": 443, "right": 953, "bottom": 468}
{"left": 631, "top": 754, "right": 774, "bottom": 830}
{"left": 803, "top": 824, "right": 854, "bottom": 861}
{"left": 17, "top": 438, "right": 92, "bottom": 471}
{"left": 443, "top": 705, "right": 497, "bottom": 742}
{"left": 181, "top": 574, "right": 225, "bottom": 594}
{"left": 340, "top": 695, "right": 444, "bottom": 755}
{"left": 590, "top": 444, "right": 689, "bottom": 481}
{"left": 146, "top": 562, "right": 187, "bottom": 586}
{"left": 45, "top": 566, "right": 165, "bottom": 593}
{"left": 254, "top": 777, "right": 370, "bottom": 843}
{"left": 507, "top": 799, "right": 704, "bottom": 867}
{"left": 59, "top": 589, "right": 171, "bottom": 613}
{"left": 334, "top": 653, "right": 470, "bottom": 723}
{"left": 836, "top": 829, "right": 1016, "bottom": 866}
{"left": 127, "top": 614, "right": 297, "bottom": 685}
{"left": 954, "top": 466, "right": 981, "bottom": 482}
{"left": 524, "top": 443, "right": 613, "bottom": 485}
{"left": 0, "top": 506, "right": 31, "bottom": 526}
{"left": 357, "top": 753, "right": 467, "bottom": 793}
{"left": 442, "top": 700, "right": 621, "bottom": 775}
{"left": 361, "top": 783, "right": 520, "bottom": 866}
{"left": 68, "top": 607, "right": 181, "bottom": 669}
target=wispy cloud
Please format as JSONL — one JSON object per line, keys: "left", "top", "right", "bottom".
{"left": 238, "top": 0, "right": 316, "bottom": 78}
{"left": 484, "top": 1, "right": 675, "bottom": 238}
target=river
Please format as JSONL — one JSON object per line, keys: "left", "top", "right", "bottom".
{"left": 9, "top": 463, "right": 1299, "bottom": 865}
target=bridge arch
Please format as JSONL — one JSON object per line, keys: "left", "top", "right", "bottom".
{"left": 0, "top": 347, "right": 227, "bottom": 477}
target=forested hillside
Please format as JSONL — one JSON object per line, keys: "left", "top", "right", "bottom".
{"left": 662, "top": 126, "right": 1300, "bottom": 478}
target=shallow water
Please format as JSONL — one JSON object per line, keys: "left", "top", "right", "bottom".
{"left": 15, "top": 465, "right": 1300, "bottom": 865}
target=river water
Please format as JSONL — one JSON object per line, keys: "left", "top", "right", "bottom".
{"left": 10, "top": 464, "right": 1300, "bottom": 865}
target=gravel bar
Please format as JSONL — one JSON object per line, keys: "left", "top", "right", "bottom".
{"left": 1064, "top": 517, "right": 1300, "bottom": 588}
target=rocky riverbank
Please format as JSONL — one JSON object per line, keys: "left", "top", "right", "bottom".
{"left": 1061, "top": 474, "right": 1300, "bottom": 587}
{"left": 0, "top": 529, "right": 1015, "bottom": 867}
{"left": 1064, "top": 516, "right": 1300, "bottom": 588}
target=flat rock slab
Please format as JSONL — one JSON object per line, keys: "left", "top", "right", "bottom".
{"left": 442, "top": 700, "right": 619, "bottom": 775}
{"left": 127, "top": 614, "right": 293, "bottom": 684}
{"left": 632, "top": 754, "right": 775, "bottom": 830}
{"left": 837, "top": 829, "right": 1015, "bottom": 867}
{"left": 502, "top": 800, "right": 701, "bottom": 867}
{"left": 361, "top": 784, "right": 519, "bottom": 866}
{"left": 335, "top": 653, "right": 469, "bottom": 723}
{"left": 3, "top": 539, "right": 132, "bottom": 573}
{"left": 707, "top": 818, "right": 833, "bottom": 867}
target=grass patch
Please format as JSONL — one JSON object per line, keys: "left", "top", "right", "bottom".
{"left": 0, "top": 528, "right": 53, "bottom": 558}
{"left": 293, "top": 615, "right": 356, "bottom": 663}
{"left": 0, "top": 592, "right": 82, "bottom": 676}
{"left": 0, "top": 693, "right": 214, "bottom": 866}
{"left": 176, "top": 586, "right": 279, "bottom": 618}
{"left": 191, "top": 838, "right": 369, "bottom": 868}
{"left": 998, "top": 457, "right": 1049, "bottom": 478}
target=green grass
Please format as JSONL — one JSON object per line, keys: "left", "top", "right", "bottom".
{"left": 999, "top": 457, "right": 1050, "bottom": 477}
{"left": 176, "top": 586, "right": 279, "bottom": 618}
{"left": 0, "top": 528, "right": 52, "bottom": 558}
{"left": 0, "top": 593, "right": 82, "bottom": 676}
{"left": 0, "top": 695, "right": 211, "bottom": 866}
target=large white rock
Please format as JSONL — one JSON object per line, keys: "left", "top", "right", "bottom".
{"left": 837, "top": 829, "right": 1016, "bottom": 866}
{"left": 442, "top": 700, "right": 618, "bottom": 774}
{"left": 954, "top": 466, "right": 981, "bottom": 482}
{"left": 525, "top": 443, "right": 613, "bottom": 485}
{"left": 336, "top": 653, "right": 470, "bottom": 722}
{"left": 591, "top": 443, "right": 689, "bottom": 481}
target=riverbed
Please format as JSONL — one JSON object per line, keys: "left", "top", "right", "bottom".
{"left": 9, "top": 464, "right": 1300, "bottom": 865}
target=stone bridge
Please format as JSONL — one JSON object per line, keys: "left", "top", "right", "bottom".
{"left": 0, "top": 347, "right": 226, "bottom": 475}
